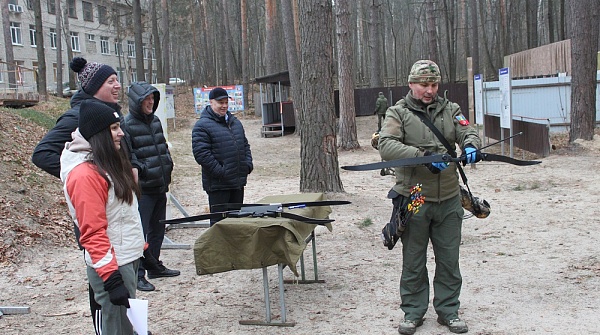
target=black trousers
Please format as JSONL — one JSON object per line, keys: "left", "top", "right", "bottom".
{"left": 207, "top": 188, "right": 245, "bottom": 226}
{"left": 137, "top": 192, "right": 167, "bottom": 278}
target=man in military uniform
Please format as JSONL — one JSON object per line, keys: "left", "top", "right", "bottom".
{"left": 378, "top": 60, "right": 481, "bottom": 335}
{"left": 375, "top": 91, "right": 389, "bottom": 131}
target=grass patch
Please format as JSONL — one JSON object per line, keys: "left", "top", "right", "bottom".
{"left": 10, "top": 108, "right": 57, "bottom": 130}
{"left": 359, "top": 218, "right": 373, "bottom": 228}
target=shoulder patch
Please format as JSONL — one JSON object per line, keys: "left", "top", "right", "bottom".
{"left": 455, "top": 114, "right": 469, "bottom": 126}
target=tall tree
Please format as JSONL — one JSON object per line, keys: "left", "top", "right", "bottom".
{"left": 32, "top": 0, "right": 47, "bottom": 98}
{"left": 55, "top": 0, "right": 63, "bottom": 96}
{"left": 335, "top": 0, "right": 359, "bottom": 150}
{"left": 469, "top": 0, "right": 479, "bottom": 75}
{"left": 298, "top": 0, "right": 344, "bottom": 193}
{"left": 161, "top": 0, "right": 170, "bottom": 81}
{"left": 241, "top": 0, "right": 249, "bottom": 109}
{"left": 151, "top": 0, "right": 163, "bottom": 82}
{"left": 62, "top": 2, "right": 75, "bottom": 89}
{"left": 280, "top": 0, "right": 303, "bottom": 135}
{"left": 569, "top": 0, "right": 599, "bottom": 142}
{"left": 1, "top": 0, "right": 16, "bottom": 88}
{"left": 133, "top": 0, "right": 145, "bottom": 81}
{"left": 425, "top": 0, "right": 439, "bottom": 62}
{"left": 265, "top": 0, "right": 279, "bottom": 74}
{"left": 368, "top": 0, "right": 383, "bottom": 87}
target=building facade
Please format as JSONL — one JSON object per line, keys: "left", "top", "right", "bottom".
{"left": 1, "top": 0, "right": 155, "bottom": 94}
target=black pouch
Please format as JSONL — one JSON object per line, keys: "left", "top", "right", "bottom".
{"left": 381, "top": 189, "right": 408, "bottom": 250}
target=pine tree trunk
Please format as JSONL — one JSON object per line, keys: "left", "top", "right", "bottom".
{"left": 298, "top": 0, "right": 344, "bottom": 193}
{"left": 335, "top": 0, "right": 359, "bottom": 150}
{"left": 34, "top": 0, "right": 47, "bottom": 97}
{"left": 569, "top": 0, "right": 599, "bottom": 142}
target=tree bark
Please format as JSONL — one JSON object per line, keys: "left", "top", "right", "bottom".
{"left": 1, "top": 0, "right": 16, "bottom": 88}
{"left": 161, "top": 0, "right": 170, "bottom": 81}
{"left": 426, "top": 0, "right": 439, "bottom": 62}
{"left": 335, "top": 0, "right": 360, "bottom": 150}
{"left": 133, "top": 0, "right": 145, "bottom": 81}
{"left": 151, "top": 0, "right": 163, "bottom": 83}
{"left": 55, "top": 0, "right": 63, "bottom": 96}
{"left": 265, "top": 0, "right": 279, "bottom": 74}
{"left": 33, "top": 0, "right": 47, "bottom": 98}
{"left": 368, "top": 0, "right": 383, "bottom": 87}
{"left": 569, "top": 0, "right": 599, "bottom": 142}
{"left": 469, "top": 0, "right": 479, "bottom": 75}
{"left": 298, "top": 0, "right": 344, "bottom": 193}
{"left": 280, "top": 0, "right": 303, "bottom": 135}
{"left": 241, "top": 0, "right": 249, "bottom": 108}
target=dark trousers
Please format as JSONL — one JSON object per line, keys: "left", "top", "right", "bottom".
{"left": 137, "top": 192, "right": 167, "bottom": 278}
{"left": 207, "top": 188, "right": 245, "bottom": 226}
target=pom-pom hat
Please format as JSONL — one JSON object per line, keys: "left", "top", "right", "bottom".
{"left": 70, "top": 57, "right": 117, "bottom": 96}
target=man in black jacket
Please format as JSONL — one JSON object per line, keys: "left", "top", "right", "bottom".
{"left": 192, "top": 87, "right": 253, "bottom": 225}
{"left": 122, "top": 82, "right": 180, "bottom": 292}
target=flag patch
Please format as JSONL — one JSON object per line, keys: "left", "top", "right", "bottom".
{"left": 456, "top": 114, "right": 469, "bottom": 126}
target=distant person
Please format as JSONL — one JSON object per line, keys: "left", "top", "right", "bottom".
{"left": 192, "top": 87, "right": 253, "bottom": 225}
{"left": 121, "top": 82, "right": 179, "bottom": 292}
{"left": 378, "top": 60, "right": 481, "bottom": 335}
{"left": 31, "top": 57, "right": 121, "bottom": 335}
{"left": 375, "top": 91, "right": 388, "bottom": 131}
{"left": 61, "top": 99, "right": 144, "bottom": 334}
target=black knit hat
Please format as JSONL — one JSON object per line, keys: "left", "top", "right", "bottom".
{"left": 70, "top": 57, "right": 117, "bottom": 96}
{"left": 79, "top": 100, "right": 121, "bottom": 141}
{"left": 209, "top": 87, "right": 230, "bottom": 100}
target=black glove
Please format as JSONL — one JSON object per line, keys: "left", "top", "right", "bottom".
{"left": 423, "top": 150, "right": 443, "bottom": 174}
{"left": 142, "top": 248, "right": 162, "bottom": 273}
{"left": 103, "top": 271, "right": 130, "bottom": 308}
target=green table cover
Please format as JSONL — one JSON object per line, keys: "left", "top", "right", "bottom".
{"left": 193, "top": 193, "right": 332, "bottom": 276}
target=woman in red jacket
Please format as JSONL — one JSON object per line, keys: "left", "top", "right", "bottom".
{"left": 61, "top": 99, "right": 145, "bottom": 334}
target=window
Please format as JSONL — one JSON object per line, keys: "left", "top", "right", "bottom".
{"left": 82, "top": 1, "right": 93, "bottom": 22}
{"left": 114, "top": 40, "right": 123, "bottom": 56}
{"left": 100, "top": 36, "right": 109, "bottom": 54}
{"left": 29, "top": 25, "right": 36, "bottom": 47}
{"left": 70, "top": 32, "right": 80, "bottom": 52}
{"left": 87, "top": 34, "right": 95, "bottom": 42}
{"left": 49, "top": 28, "right": 57, "bottom": 49}
{"left": 47, "top": 1, "right": 55, "bottom": 14}
{"left": 49, "top": 28, "right": 56, "bottom": 49}
{"left": 98, "top": 5, "right": 108, "bottom": 24}
{"left": 127, "top": 40, "right": 135, "bottom": 58}
{"left": 151, "top": 48, "right": 156, "bottom": 60}
{"left": 67, "top": 0, "right": 76, "bottom": 18}
{"left": 142, "top": 44, "right": 148, "bottom": 59}
{"left": 26, "top": 0, "right": 33, "bottom": 10}
{"left": 10, "top": 22, "right": 22, "bottom": 45}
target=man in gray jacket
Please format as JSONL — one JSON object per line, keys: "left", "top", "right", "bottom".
{"left": 122, "top": 82, "right": 180, "bottom": 292}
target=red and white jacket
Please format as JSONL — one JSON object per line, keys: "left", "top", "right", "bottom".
{"left": 60, "top": 130, "right": 144, "bottom": 281}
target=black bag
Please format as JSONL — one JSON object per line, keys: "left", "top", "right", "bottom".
{"left": 381, "top": 190, "right": 407, "bottom": 250}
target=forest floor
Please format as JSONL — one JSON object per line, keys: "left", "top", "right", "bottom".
{"left": 1, "top": 88, "right": 600, "bottom": 334}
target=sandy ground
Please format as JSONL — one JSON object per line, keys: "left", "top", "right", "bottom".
{"left": 1, "top": 114, "right": 600, "bottom": 335}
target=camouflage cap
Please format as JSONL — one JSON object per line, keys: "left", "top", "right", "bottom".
{"left": 408, "top": 60, "right": 441, "bottom": 83}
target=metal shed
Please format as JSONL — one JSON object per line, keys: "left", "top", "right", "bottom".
{"left": 254, "top": 71, "right": 295, "bottom": 137}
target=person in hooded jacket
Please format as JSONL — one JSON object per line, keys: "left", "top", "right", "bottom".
{"left": 192, "top": 87, "right": 253, "bottom": 225}
{"left": 31, "top": 57, "right": 121, "bottom": 335}
{"left": 61, "top": 99, "right": 144, "bottom": 334}
{"left": 121, "top": 82, "right": 179, "bottom": 292}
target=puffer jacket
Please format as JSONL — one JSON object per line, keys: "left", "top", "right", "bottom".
{"left": 60, "top": 130, "right": 144, "bottom": 281}
{"left": 32, "top": 90, "right": 122, "bottom": 178}
{"left": 121, "top": 82, "right": 173, "bottom": 194}
{"left": 378, "top": 91, "right": 480, "bottom": 202}
{"left": 191, "top": 105, "right": 253, "bottom": 192}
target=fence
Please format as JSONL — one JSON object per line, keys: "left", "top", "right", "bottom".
{"left": 0, "top": 61, "right": 39, "bottom": 106}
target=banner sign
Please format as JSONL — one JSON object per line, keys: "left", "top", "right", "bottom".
{"left": 193, "top": 85, "right": 245, "bottom": 114}
{"left": 474, "top": 74, "right": 484, "bottom": 124}
{"left": 499, "top": 68, "right": 512, "bottom": 129}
